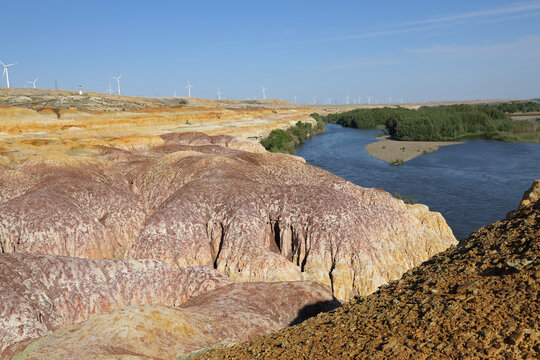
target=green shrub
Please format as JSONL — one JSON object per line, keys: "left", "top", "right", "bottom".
{"left": 260, "top": 129, "right": 294, "bottom": 154}
{"left": 260, "top": 118, "right": 325, "bottom": 154}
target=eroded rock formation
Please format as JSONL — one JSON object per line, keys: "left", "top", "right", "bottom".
{"left": 12, "top": 282, "right": 338, "bottom": 360}
{"left": 185, "top": 180, "right": 540, "bottom": 360}
{"left": 0, "top": 253, "right": 232, "bottom": 357}
{"left": 0, "top": 132, "right": 456, "bottom": 301}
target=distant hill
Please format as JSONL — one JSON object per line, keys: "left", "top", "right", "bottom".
{"left": 0, "top": 88, "right": 292, "bottom": 111}
{"left": 0, "top": 88, "right": 527, "bottom": 112}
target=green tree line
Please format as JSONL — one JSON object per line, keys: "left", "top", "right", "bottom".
{"left": 322, "top": 102, "right": 539, "bottom": 143}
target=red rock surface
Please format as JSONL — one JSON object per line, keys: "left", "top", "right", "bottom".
{"left": 184, "top": 181, "right": 540, "bottom": 360}
{"left": 129, "top": 133, "right": 457, "bottom": 300}
{"left": 0, "top": 253, "right": 232, "bottom": 357}
{"left": 13, "top": 281, "right": 338, "bottom": 360}
{"left": 0, "top": 132, "right": 456, "bottom": 301}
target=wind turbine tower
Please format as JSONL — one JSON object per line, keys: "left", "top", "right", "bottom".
{"left": 112, "top": 73, "right": 124, "bottom": 95}
{"left": 367, "top": 96, "right": 372, "bottom": 106}
{"left": 261, "top": 86, "right": 267, "bottom": 99}
{"left": 185, "top": 80, "right": 193, "bottom": 97}
{"left": 293, "top": 95, "right": 297, "bottom": 104}
{"left": 389, "top": 96, "right": 392, "bottom": 104}
{"left": 1, "top": 61, "right": 17, "bottom": 88}
{"left": 217, "top": 89, "right": 222, "bottom": 100}
{"left": 26, "top": 78, "right": 38, "bottom": 88}
{"left": 346, "top": 95, "right": 349, "bottom": 105}
{"left": 313, "top": 96, "right": 317, "bottom": 104}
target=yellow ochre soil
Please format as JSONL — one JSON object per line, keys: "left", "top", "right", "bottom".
{"left": 0, "top": 95, "right": 318, "bottom": 165}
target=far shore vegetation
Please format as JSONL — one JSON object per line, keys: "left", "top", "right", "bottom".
{"left": 393, "top": 193, "right": 417, "bottom": 204}
{"left": 260, "top": 116, "right": 325, "bottom": 154}
{"left": 322, "top": 101, "right": 540, "bottom": 144}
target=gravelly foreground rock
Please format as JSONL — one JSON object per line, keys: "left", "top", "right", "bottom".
{"left": 0, "top": 132, "right": 456, "bottom": 301}
{"left": 185, "top": 181, "right": 540, "bottom": 360}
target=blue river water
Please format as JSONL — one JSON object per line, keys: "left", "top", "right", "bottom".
{"left": 295, "top": 124, "right": 540, "bottom": 240}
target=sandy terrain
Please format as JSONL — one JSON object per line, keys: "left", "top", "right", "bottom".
{"left": 365, "top": 136, "right": 463, "bottom": 164}
{"left": 0, "top": 92, "right": 319, "bottom": 165}
{"left": 511, "top": 114, "right": 540, "bottom": 121}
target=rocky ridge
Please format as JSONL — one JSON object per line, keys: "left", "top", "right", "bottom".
{"left": 185, "top": 180, "right": 539, "bottom": 359}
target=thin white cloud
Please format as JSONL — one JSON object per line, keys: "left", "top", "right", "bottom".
{"left": 476, "top": 10, "right": 540, "bottom": 24}
{"left": 401, "top": 1, "right": 540, "bottom": 26}
{"left": 405, "top": 36, "right": 540, "bottom": 59}
{"left": 320, "top": 1, "right": 540, "bottom": 43}
{"left": 319, "top": 24, "right": 446, "bottom": 43}
{"left": 328, "top": 57, "right": 397, "bottom": 70}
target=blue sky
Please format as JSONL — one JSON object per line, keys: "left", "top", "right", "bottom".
{"left": 1, "top": 0, "right": 539, "bottom": 103}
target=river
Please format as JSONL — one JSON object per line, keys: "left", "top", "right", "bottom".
{"left": 295, "top": 124, "right": 540, "bottom": 240}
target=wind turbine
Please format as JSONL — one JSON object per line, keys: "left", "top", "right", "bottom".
{"left": 217, "top": 89, "right": 222, "bottom": 100}
{"left": 1, "top": 61, "right": 17, "bottom": 88}
{"left": 185, "top": 80, "right": 193, "bottom": 97}
{"left": 388, "top": 96, "right": 392, "bottom": 104}
{"left": 293, "top": 95, "right": 297, "bottom": 104}
{"left": 358, "top": 96, "right": 362, "bottom": 104}
{"left": 171, "top": 90, "right": 177, "bottom": 97}
{"left": 367, "top": 96, "right": 372, "bottom": 106}
{"left": 312, "top": 96, "right": 317, "bottom": 104}
{"left": 327, "top": 97, "right": 331, "bottom": 105}
{"left": 111, "top": 73, "right": 124, "bottom": 95}
{"left": 346, "top": 95, "right": 349, "bottom": 105}
{"left": 26, "top": 78, "right": 38, "bottom": 88}
{"left": 105, "top": 82, "right": 114, "bottom": 94}
{"left": 261, "top": 86, "right": 267, "bottom": 99}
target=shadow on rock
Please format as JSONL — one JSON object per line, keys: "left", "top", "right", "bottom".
{"left": 289, "top": 298, "right": 342, "bottom": 326}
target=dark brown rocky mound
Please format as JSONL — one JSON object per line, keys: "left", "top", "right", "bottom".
{"left": 185, "top": 183, "right": 539, "bottom": 359}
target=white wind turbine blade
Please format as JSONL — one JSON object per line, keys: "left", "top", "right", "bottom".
{"left": 0, "top": 61, "right": 5, "bottom": 67}
{"left": 6, "top": 63, "right": 16, "bottom": 67}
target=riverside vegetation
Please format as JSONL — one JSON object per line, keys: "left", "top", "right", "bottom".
{"left": 323, "top": 101, "right": 540, "bottom": 143}
{"left": 260, "top": 116, "right": 325, "bottom": 154}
